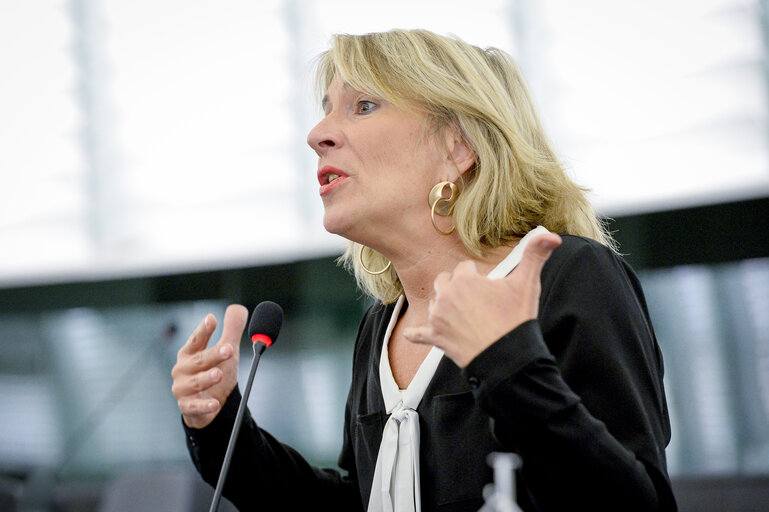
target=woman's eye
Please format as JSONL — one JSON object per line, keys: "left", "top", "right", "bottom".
{"left": 356, "top": 100, "right": 377, "bottom": 114}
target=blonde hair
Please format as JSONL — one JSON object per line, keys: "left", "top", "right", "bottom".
{"left": 314, "top": 29, "right": 615, "bottom": 304}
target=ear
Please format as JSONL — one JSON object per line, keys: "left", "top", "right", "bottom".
{"left": 443, "top": 124, "right": 475, "bottom": 177}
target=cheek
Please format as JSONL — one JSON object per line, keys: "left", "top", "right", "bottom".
{"left": 356, "top": 122, "right": 439, "bottom": 190}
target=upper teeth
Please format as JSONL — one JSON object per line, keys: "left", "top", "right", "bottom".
{"left": 327, "top": 173, "right": 340, "bottom": 184}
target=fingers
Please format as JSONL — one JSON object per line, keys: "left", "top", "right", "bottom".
{"left": 178, "top": 396, "right": 221, "bottom": 424}
{"left": 533, "top": 232, "right": 562, "bottom": 251}
{"left": 218, "top": 304, "right": 248, "bottom": 350}
{"left": 172, "top": 362, "right": 225, "bottom": 397}
{"left": 452, "top": 259, "right": 478, "bottom": 275}
{"left": 402, "top": 325, "right": 434, "bottom": 345}
{"left": 173, "top": 333, "right": 233, "bottom": 378}
{"left": 179, "top": 314, "right": 217, "bottom": 356}
{"left": 172, "top": 304, "right": 248, "bottom": 429}
{"left": 509, "top": 233, "right": 562, "bottom": 286}
{"left": 434, "top": 260, "right": 477, "bottom": 295}
{"left": 433, "top": 271, "right": 451, "bottom": 294}
{"left": 172, "top": 306, "right": 246, "bottom": 387}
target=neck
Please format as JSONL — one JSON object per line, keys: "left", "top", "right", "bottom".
{"left": 380, "top": 233, "right": 518, "bottom": 320}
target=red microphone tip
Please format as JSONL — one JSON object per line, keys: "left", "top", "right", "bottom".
{"left": 251, "top": 333, "right": 273, "bottom": 347}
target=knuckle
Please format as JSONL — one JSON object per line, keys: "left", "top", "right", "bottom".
{"left": 432, "top": 293, "right": 450, "bottom": 310}
{"left": 191, "top": 352, "right": 206, "bottom": 371}
{"left": 179, "top": 398, "right": 195, "bottom": 416}
{"left": 455, "top": 260, "right": 476, "bottom": 275}
{"left": 191, "top": 374, "right": 204, "bottom": 393}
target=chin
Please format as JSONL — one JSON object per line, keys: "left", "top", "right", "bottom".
{"left": 322, "top": 210, "right": 354, "bottom": 238}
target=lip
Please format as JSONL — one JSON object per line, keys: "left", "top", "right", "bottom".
{"left": 317, "top": 165, "right": 349, "bottom": 196}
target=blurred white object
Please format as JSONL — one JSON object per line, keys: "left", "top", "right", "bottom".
{"left": 478, "top": 452, "right": 523, "bottom": 512}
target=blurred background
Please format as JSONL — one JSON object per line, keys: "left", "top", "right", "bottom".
{"left": 1, "top": 0, "right": 768, "bottom": 511}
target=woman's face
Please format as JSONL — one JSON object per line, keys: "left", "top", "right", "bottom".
{"left": 307, "top": 75, "right": 453, "bottom": 247}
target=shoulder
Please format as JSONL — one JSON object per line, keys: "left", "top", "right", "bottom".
{"left": 540, "top": 234, "right": 636, "bottom": 294}
{"left": 538, "top": 234, "right": 650, "bottom": 326}
{"left": 544, "top": 234, "right": 620, "bottom": 273}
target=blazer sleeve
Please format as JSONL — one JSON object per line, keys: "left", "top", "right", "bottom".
{"left": 463, "top": 237, "right": 677, "bottom": 511}
{"left": 183, "top": 385, "right": 361, "bottom": 510}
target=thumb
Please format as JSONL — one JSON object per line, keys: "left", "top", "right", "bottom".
{"left": 217, "top": 304, "right": 248, "bottom": 352}
{"left": 402, "top": 325, "right": 434, "bottom": 345}
{"left": 509, "top": 233, "right": 562, "bottom": 285}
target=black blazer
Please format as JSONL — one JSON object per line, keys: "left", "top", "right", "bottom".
{"left": 185, "top": 235, "right": 677, "bottom": 511}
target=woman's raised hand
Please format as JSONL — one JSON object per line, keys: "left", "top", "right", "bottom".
{"left": 403, "top": 233, "right": 562, "bottom": 367}
{"left": 172, "top": 304, "right": 248, "bottom": 429}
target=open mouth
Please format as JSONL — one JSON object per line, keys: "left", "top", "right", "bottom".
{"left": 318, "top": 167, "right": 348, "bottom": 195}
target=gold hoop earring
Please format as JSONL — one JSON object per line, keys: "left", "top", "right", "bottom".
{"left": 429, "top": 181, "right": 459, "bottom": 235}
{"left": 358, "top": 245, "right": 392, "bottom": 275}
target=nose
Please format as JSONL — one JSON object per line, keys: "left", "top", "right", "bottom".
{"left": 307, "top": 115, "right": 342, "bottom": 156}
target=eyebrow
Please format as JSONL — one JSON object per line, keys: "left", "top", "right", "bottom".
{"left": 320, "top": 83, "right": 361, "bottom": 113}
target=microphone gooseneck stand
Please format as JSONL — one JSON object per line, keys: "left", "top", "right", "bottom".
{"left": 208, "top": 300, "right": 283, "bottom": 512}
{"left": 208, "top": 341, "right": 266, "bottom": 512}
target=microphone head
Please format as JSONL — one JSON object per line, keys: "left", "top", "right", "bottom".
{"left": 248, "top": 301, "right": 283, "bottom": 348}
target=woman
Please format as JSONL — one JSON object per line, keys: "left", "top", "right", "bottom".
{"left": 172, "top": 29, "right": 676, "bottom": 511}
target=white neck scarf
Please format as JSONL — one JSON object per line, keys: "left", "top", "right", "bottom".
{"left": 367, "top": 226, "right": 549, "bottom": 512}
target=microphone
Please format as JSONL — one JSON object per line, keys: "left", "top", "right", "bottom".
{"left": 208, "top": 301, "right": 284, "bottom": 512}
